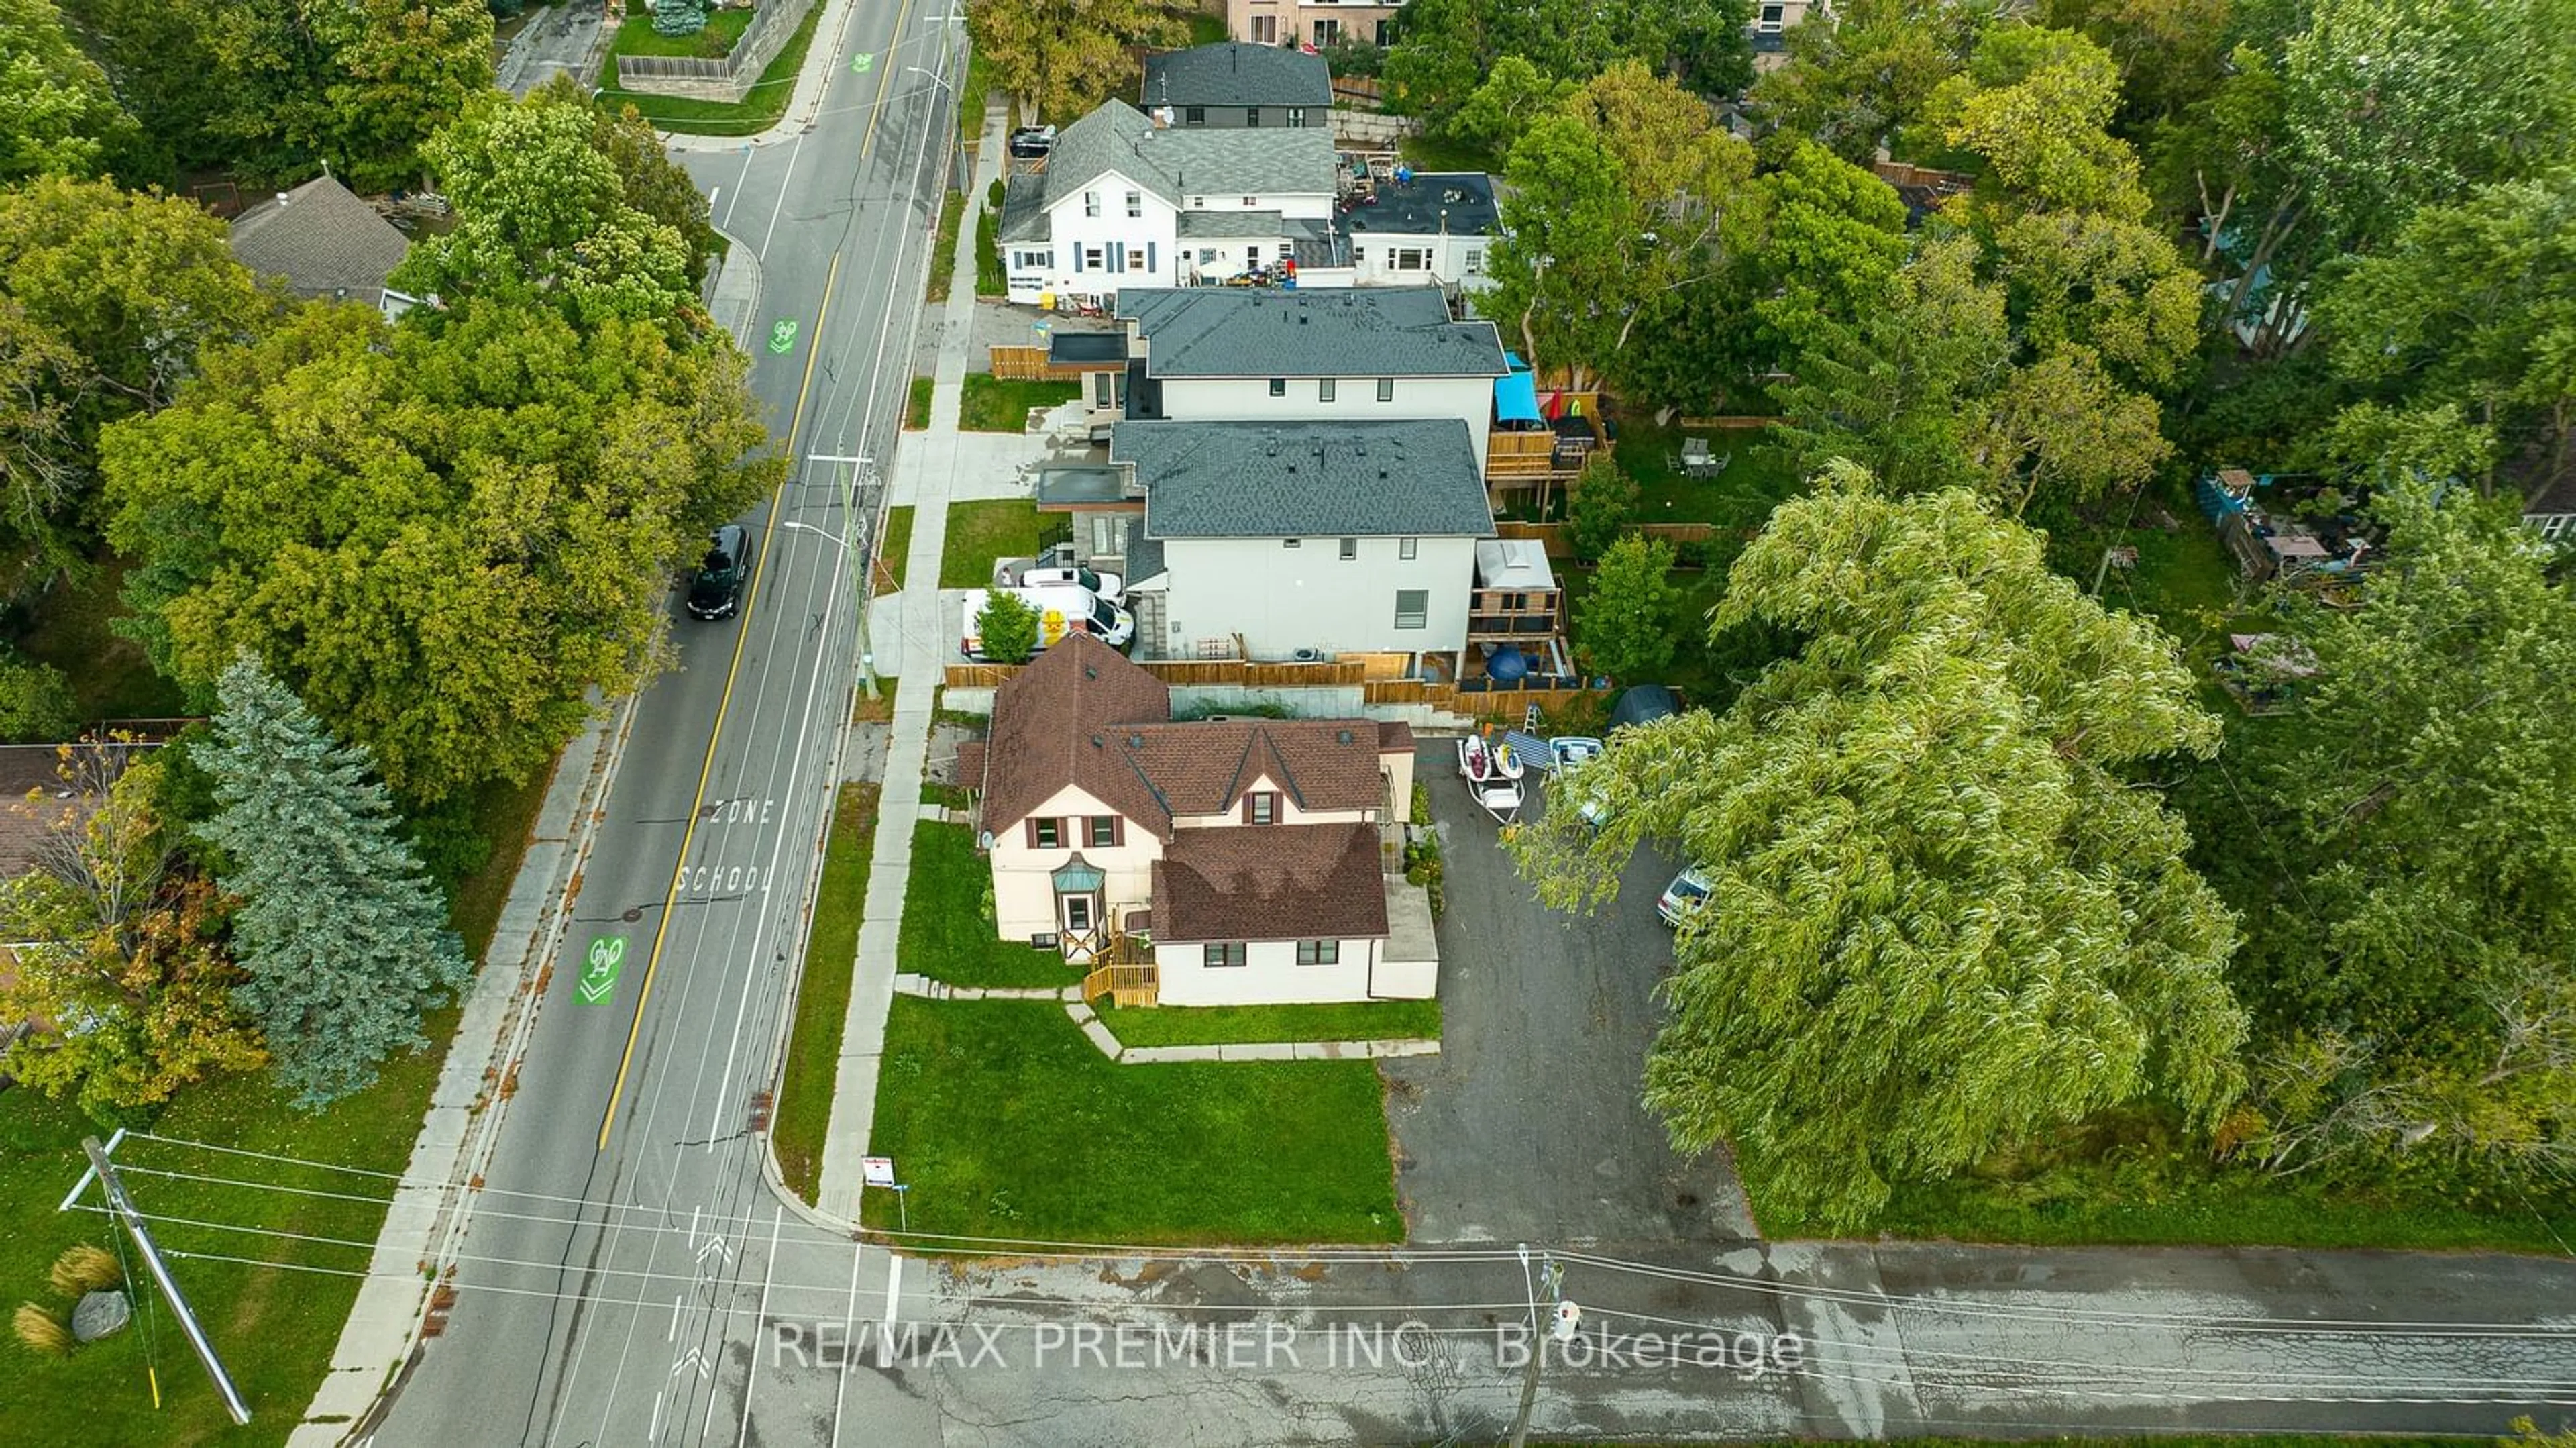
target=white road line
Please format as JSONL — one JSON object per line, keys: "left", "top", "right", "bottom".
{"left": 883, "top": 1254, "right": 902, "bottom": 1331}
{"left": 831, "top": 1241, "right": 865, "bottom": 1447}
{"left": 668, "top": 1293, "right": 682, "bottom": 1342}
{"left": 757, "top": 130, "right": 806, "bottom": 258}
{"left": 722, "top": 148, "right": 754, "bottom": 230}
{"left": 733, "top": 1204, "right": 787, "bottom": 1447}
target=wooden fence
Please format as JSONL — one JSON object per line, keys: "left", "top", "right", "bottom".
{"left": 945, "top": 658, "right": 1368, "bottom": 690}
{"left": 987, "top": 344, "right": 1094, "bottom": 382}
{"left": 1362, "top": 680, "right": 1611, "bottom": 719}
{"left": 1492, "top": 521, "right": 1730, "bottom": 558}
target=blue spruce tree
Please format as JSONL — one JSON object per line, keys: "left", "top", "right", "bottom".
{"left": 199, "top": 656, "right": 473, "bottom": 1107}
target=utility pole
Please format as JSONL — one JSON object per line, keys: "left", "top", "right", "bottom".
{"left": 1507, "top": 1249, "right": 1575, "bottom": 1448}
{"left": 853, "top": 461, "right": 881, "bottom": 703}
{"left": 80, "top": 1137, "right": 252, "bottom": 1425}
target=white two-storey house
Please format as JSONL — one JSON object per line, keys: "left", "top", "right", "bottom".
{"left": 998, "top": 100, "right": 1343, "bottom": 307}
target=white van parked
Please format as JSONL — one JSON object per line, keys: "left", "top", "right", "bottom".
{"left": 959, "top": 585, "right": 1136, "bottom": 660}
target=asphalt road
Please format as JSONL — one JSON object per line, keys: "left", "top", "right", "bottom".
{"left": 362, "top": 3, "right": 962, "bottom": 1442}
{"left": 1385, "top": 748, "right": 1760, "bottom": 1245}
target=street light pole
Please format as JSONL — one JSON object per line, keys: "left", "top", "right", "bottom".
{"left": 781, "top": 515, "right": 880, "bottom": 702}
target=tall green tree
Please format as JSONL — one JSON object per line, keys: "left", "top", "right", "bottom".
{"left": 101, "top": 299, "right": 780, "bottom": 802}
{"left": 2311, "top": 170, "right": 2576, "bottom": 499}
{"left": 2228, "top": 486, "right": 2576, "bottom": 1178}
{"left": 1, "top": 0, "right": 147, "bottom": 182}
{"left": 1385, "top": 0, "right": 1752, "bottom": 123}
{"left": 1747, "top": 0, "right": 1980, "bottom": 164}
{"left": 0, "top": 751, "right": 264, "bottom": 1122}
{"left": 1574, "top": 533, "right": 1684, "bottom": 682}
{"left": 0, "top": 176, "right": 270, "bottom": 562}
{"left": 395, "top": 89, "right": 699, "bottom": 331}
{"left": 66, "top": 0, "right": 492, "bottom": 187}
{"left": 198, "top": 656, "right": 470, "bottom": 1107}
{"left": 1490, "top": 63, "right": 1756, "bottom": 391}
{"left": 1772, "top": 235, "right": 2017, "bottom": 495}
{"left": 967, "top": 0, "right": 1183, "bottom": 124}
{"left": 1744, "top": 142, "right": 1912, "bottom": 374}
{"left": 1511, "top": 460, "right": 2247, "bottom": 1228}
{"left": 534, "top": 76, "right": 722, "bottom": 290}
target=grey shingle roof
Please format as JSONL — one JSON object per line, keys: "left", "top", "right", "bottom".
{"left": 1118, "top": 286, "right": 1509, "bottom": 378}
{"left": 1141, "top": 43, "right": 1331, "bottom": 111}
{"left": 1177, "top": 209, "right": 1281, "bottom": 238}
{"left": 227, "top": 175, "right": 409, "bottom": 305}
{"left": 1119, "top": 419, "right": 1495, "bottom": 538}
{"left": 1038, "top": 101, "right": 1334, "bottom": 214}
{"left": 998, "top": 174, "right": 1051, "bottom": 243}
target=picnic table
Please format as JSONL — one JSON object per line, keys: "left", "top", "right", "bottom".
{"left": 1680, "top": 437, "right": 1726, "bottom": 478}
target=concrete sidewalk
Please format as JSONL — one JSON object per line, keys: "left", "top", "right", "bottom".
{"left": 812, "top": 99, "right": 1010, "bottom": 1225}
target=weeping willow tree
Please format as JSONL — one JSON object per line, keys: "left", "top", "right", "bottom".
{"left": 1512, "top": 459, "right": 2249, "bottom": 1227}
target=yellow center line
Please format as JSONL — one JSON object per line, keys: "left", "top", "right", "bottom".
{"left": 858, "top": 0, "right": 923, "bottom": 165}
{"left": 599, "top": 250, "right": 844, "bottom": 1153}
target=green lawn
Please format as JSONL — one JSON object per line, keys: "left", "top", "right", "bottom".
{"left": 958, "top": 372, "right": 1079, "bottom": 433}
{"left": 1615, "top": 421, "right": 1805, "bottom": 527}
{"left": 447, "top": 766, "right": 558, "bottom": 962}
{"left": 876, "top": 504, "right": 913, "bottom": 592}
{"left": 959, "top": 49, "right": 993, "bottom": 146}
{"left": 1743, "top": 1109, "right": 2576, "bottom": 1253}
{"left": 606, "top": 7, "right": 752, "bottom": 59}
{"left": 1184, "top": 11, "right": 1230, "bottom": 46}
{"left": 0, "top": 1011, "right": 460, "bottom": 1446}
{"left": 11, "top": 558, "right": 189, "bottom": 722}
{"left": 926, "top": 191, "right": 966, "bottom": 304}
{"left": 1400, "top": 132, "right": 1501, "bottom": 174}
{"left": 772, "top": 782, "right": 879, "bottom": 1204}
{"left": 1100, "top": 998, "right": 1444, "bottom": 1048}
{"left": 851, "top": 675, "right": 899, "bottom": 723}
{"left": 599, "top": 0, "right": 822, "bottom": 134}
{"left": 898, "top": 822, "right": 1082, "bottom": 988}
{"left": 936, "top": 497, "right": 1042, "bottom": 588}
{"left": 862, "top": 998, "right": 1401, "bottom": 1245}
{"left": 903, "top": 375, "right": 932, "bottom": 431}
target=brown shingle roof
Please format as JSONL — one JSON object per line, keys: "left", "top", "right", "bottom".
{"left": 1151, "top": 823, "right": 1387, "bottom": 943}
{"left": 979, "top": 635, "right": 1173, "bottom": 834}
{"left": 1118, "top": 719, "right": 1386, "bottom": 818}
{"left": 227, "top": 175, "right": 410, "bottom": 306}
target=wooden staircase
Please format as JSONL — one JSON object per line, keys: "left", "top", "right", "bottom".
{"left": 1079, "top": 923, "right": 1158, "bottom": 1006}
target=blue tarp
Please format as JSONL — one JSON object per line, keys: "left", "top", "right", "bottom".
{"left": 1495, "top": 370, "right": 1542, "bottom": 424}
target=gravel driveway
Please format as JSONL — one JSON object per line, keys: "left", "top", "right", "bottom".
{"left": 1385, "top": 742, "right": 1758, "bottom": 1245}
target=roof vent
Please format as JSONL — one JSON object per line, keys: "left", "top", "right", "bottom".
{"left": 1336, "top": 729, "right": 1354, "bottom": 744}
{"left": 1084, "top": 664, "right": 1098, "bottom": 678}
{"left": 1091, "top": 734, "right": 1105, "bottom": 748}
{"left": 1129, "top": 733, "right": 1145, "bottom": 747}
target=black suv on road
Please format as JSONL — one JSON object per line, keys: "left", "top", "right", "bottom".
{"left": 686, "top": 524, "right": 753, "bottom": 620}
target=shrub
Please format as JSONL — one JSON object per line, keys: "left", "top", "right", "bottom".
{"left": 975, "top": 589, "right": 1040, "bottom": 664}
{"left": 1564, "top": 456, "right": 1638, "bottom": 562}
{"left": 0, "top": 650, "right": 80, "bottom": 741}
{"left": 47, "top": 1246, "right": 121, "bottom": 1299}
{"left": 13, "top": 1303, "right": 71, "bottom": 1356}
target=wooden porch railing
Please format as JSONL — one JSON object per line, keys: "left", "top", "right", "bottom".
{"left": 1081, "top": 963, "right": 1159, "bottom": 1009}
